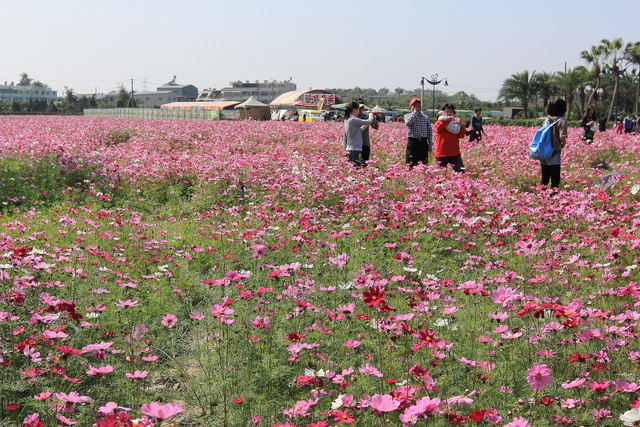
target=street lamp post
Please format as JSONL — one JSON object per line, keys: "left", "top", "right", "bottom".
{"left": 421, "top": 75, "right": 448, "bottom": 117}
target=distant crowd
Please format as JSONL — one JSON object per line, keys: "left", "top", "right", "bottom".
{"left": 340, "top": 96, "right": 639, "bottom": 196}
{"left": 341, "top": 97, "right": 485, "bottom": 172}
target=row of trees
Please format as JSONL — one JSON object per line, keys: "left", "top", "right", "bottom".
{"left": 325, "top": 87, "right": 502, "bottom": 113}
{"left": 1, "top": 74, "right": 136, "bottom": 115}
{"left": 499, "top": 38, "right": 640, "bottom": 120}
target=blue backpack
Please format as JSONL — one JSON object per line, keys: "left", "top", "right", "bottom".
{"left": 529, "top": 117, "right": 563, "bottom": 160}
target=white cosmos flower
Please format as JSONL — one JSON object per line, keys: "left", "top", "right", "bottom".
{"left": 620, "top": 408, "right": 640, "bottom": 426}
{"left": 331, "top": 395, "right": 346, "bottom": 409}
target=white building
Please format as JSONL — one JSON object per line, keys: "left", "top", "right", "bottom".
{"left": 0, "top": 83, "right": 57, "bottom": 103}
{"left": 218, "top": 79, "right": 296, "bottom": 104}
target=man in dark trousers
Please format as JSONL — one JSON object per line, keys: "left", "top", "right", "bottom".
{"left": 404, "top": 98, "right": 432, "bottom": 167}
{"left": 469, "top": 107, "right": 487, "bottom": 142}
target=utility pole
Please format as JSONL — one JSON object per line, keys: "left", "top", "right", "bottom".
{"left": 130, "top": 75, "right": 135, "bottom": 108}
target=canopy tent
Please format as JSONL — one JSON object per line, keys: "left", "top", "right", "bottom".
{"left": 234, "top": 96, "right": 270, "bottom": 120}
{"left": 161, "top": 101, "right": 240, "bottom": 110}
{"left": 233, "top": 96, "right": 269, "bottom": 109}
{"left": 270, "top": 89, "right": 341, "bottom": 109}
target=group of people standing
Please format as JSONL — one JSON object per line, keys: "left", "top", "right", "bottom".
{"left": 343, "top": 97, "right": 486, "bottom": 171}
{"left": 581, "top": 108, "right": 640, "bottom": 143}
{"left": 615, "top": 113, "right": 640, "bottom": 134}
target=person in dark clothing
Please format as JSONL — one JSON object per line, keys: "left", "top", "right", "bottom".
{"left": 469, "top": 107, "right": 487, "bottom": 142}
{"left": 580, "top": 106, "right": 597, "bottom": 143}
{"left": 404, "top": 98, "right": 433, "bottom": 167}
{"left": 598, "top": 114, "right": 607, "bottom": 132}
{"left": 539, "top": 99, "right": 567, "bottom": 191}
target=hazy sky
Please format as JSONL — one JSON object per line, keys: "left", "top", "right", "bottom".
{"left": 2, "top": 0, "right": 638, "bottom": 102}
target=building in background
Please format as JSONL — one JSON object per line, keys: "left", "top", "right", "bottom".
{"left": 0, "top": 82, "right": 57, "bottom": 103}
{"left": 134, "top": 91, "right": 178, "bottom": 107}
{"left": 156, "top": 76, "right": 198, "bottom": 101}
{"left": 217, "top": 79, "right": 296, "bottom": 104}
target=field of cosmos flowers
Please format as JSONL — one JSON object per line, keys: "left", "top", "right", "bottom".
{"left": 1, "top": 116, "right": 640, "bottom": 427}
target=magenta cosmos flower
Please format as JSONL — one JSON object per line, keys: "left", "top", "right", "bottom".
{"left": 140, "top": 402, "right": 183, "bottom": 420}
{"left": 526, "top": 362, "right": 551, "bottom": 390}
{"left": 86, "top": 365, "right": 114, "bottom": 377}
{"left": 161, "top": 313, "right": 177, "bottom": 328}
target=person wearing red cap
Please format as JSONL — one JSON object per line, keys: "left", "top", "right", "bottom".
{"left": 404, "top": 98, "right": 432, "bottom": 167}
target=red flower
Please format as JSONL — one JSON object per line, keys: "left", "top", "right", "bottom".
{"left": 362, "top": 286, "right": 385, "bottom": 307}
{"left": 267, "top": 270, "right": 281, "bottom": 278}
{"left": 232, "top": 396, "right": 245, "bottom": 404}
{"left": 444, "top": 411, "right": 467, "bottom": 424}
{"left": 568, "top": 351, "right": 591, "bottom": 363}
{"left": 539, "top": 396, "right": 554, "bottom": 405}
{"left": 377, "top": 303, "right": 396, "bottom": 313}
{"left": 288, "top": 332, "right": 306, "bottom": 343}
{"left": 468, "top": 410, "right": 486, "bottom": 421}
{"left": 332, "top": 409, "right": 355, "bottom": 423}
{"left": 5, "top": 402, "right": 19, "bottom": 410}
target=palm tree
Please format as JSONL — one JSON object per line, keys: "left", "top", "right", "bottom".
{"left": 624, "top": 41, "right": 640, "bottom": 116}
{"left": 600, "top": 38, "right": 625, "bottom": 120}
{"left": 617, "top": 74, "right": 637, "bottom": 114}
{"left": 556, "top": 66, "right": 588, "bottom": 120}
{"left": 498, "top": 70, "right": 537, "bottom": 119}
{"left": 533, "top": 71, "right": 556, "bottom": 110}
{"left": 580, "top": 45, "right": 604, "bottom": 110}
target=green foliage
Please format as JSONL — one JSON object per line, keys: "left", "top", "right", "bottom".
{"left": 0, "top": 155, "right": 115, "bottom": 212}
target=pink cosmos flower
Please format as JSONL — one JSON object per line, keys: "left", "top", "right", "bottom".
{"left": 161, "top": 313, "right": 177, "bottom": 328}
{"left": 588, "top": 380, "right": 610, "bottom": 394}
{"left": 592, "top": 408, "right": 611, "bottom": 421}
{"left": 446, "top": 391, "right": 476, "bottom": 406}
{"left": 86, "top": 364, "right": 114, "bottom": 376}
{"left": 343, "top": 339, "right": 361, "bottom": 349}
{"left": 526, "top": 362, "right": 551, "bottom": 390}
{"left": 504, "top": 416, "right": 529, "bottom": 427}
{"left": 125, "top": 370, "right": 149, "bottom": 379}
{"left": 98, "top": 401, "right": 132, "bottom": 415}
{"left": 114, "top": 299, "right": 139, "bottom": 307}
{"left": 56, "top": 413, "right": 77, "bottom": 425}
{"left": 42, "top": 330, "right": 68, "bottom": 339}
{"left": 561, "top": 377, "right": 586, "bottom": 389}
{"left": 399, "top": 406, "right": 421, "bottom": 424}
{"left": 492, "top": 286, "right": 515, "bottom": 307}
{"left": 140, "top": 401, "right": 183, "bottom": 420}
{"left": 189, "top": 312, "right": 204, "bottom": 320}
{"left": 283, "top": 400, "right": 310, "bottom": 418}
{"left": 414, "top": 396, "right": 441, "bottom": 414}
{"left": 369, "top": 394, "right": 400, "bottom": 414}
{"left": 359, "top": 363, "right": 383, "bottom": 377}
{"left": 34, "top": 392, "right": 52, "bottom": 401}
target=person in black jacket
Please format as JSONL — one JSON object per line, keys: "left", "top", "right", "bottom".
{"left": 468, "top": 107, "right": 487, "bottom": 142}
{"left": 580, "top": 106, "right": 597, "bottom": 143}
{"left": 598, "top": 114, "right": 607, "bottom": 132}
